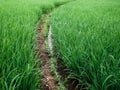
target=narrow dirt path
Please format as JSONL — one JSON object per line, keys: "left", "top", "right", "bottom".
{"left": 37, "top": 1, "right": 76, "bottom": 90}
{"left": 38, "top": 15, "right": 58, "bottom": 90}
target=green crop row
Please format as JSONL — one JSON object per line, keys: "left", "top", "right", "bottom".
{"left": 50, "top": 0, "right": 120, "bottom": 89}
{"left": 0, "top": 0, "right": 72, "bottom": 90}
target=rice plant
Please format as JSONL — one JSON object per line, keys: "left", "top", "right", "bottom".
{"left": 50, "top": 0, "right": 120, "bottom": 89}
{"left": 0, "top": 0, "right": 71, "bottom": 89}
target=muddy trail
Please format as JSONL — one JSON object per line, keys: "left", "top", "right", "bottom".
{"left": 37, "top": 1, "right": 79, "bottom": 90}
{"left": 37, "top": 15, "right": 58, "bottom": 90}
{"left": 37, "top": 15, "right": 79, "bottom": 90}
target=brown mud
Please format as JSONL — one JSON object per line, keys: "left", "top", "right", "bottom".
{"left": 38, "top": 15, "right": 58, "bottom": 90}
{"left": 37, "top": 1, "right": 80, "bottom": 90}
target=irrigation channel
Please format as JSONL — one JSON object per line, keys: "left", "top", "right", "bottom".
{"left": 37, "top": 2, "right": 75, "bottom": 90}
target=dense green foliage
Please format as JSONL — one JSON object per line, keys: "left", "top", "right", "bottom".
{"left": 0, "top": 0, "right": 71, "bottom": 90}
{"left": 50, "top": 0, "right": 120, "bottom": 89}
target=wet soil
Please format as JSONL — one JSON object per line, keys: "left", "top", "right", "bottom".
{"left": 37, "top": 16, "right": 58, "bottom": 90}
